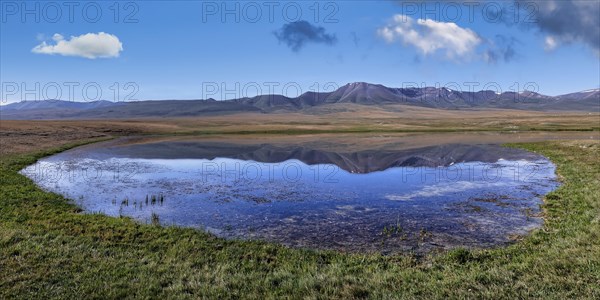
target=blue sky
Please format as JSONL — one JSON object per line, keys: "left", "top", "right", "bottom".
{"left": 1, "top": 1, "right": 599, "bottom": 103}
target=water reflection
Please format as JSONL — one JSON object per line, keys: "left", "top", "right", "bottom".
{"left": 22, "top": 134, "right": 565, "bottom": 253}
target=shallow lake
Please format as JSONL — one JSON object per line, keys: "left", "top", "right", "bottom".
{"left": 21, "top": 132, "right": 597, "bottom": 253}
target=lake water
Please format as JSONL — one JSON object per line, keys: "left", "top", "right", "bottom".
{"left": 22, "top": 132, "right": 594, "bottom": 253}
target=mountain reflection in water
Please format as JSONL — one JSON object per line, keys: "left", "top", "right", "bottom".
{"left": 84, "top": 140, "right": 542, "bottom": 173}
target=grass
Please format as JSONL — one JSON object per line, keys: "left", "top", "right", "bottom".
{"left": 182, "top": 127, "right": 600, "bottom": 136}
{"left": 0, "top": 138, "right": 599, "bottom": 298}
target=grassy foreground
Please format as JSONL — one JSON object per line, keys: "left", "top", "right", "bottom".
{"left": 0, "top": 139, "right": 599, "bottom": 299}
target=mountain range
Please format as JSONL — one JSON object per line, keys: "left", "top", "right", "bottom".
{"left": 1, "top": 82, "right": 598, "bottom": 119}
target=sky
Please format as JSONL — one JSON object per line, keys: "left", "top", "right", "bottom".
{"left": 1, "top": 0, "right": 599, "bottom": 103}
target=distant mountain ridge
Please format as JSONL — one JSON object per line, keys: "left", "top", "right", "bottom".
{"left": 1, "top": 83, "right": 598, "bottom": 119}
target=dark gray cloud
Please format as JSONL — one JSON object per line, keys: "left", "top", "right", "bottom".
{"left": 485, "top": 35, "right": 520, "bottom": 64}
{"left": 274, "top": 21, "right": 337, "bottom": 52}
{"left": 516, "top": 0, "right": 600, "bottom": 54}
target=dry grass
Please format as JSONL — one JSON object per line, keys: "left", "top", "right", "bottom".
{"left": 1, "top": 108, "right": 598, "bottom": 156}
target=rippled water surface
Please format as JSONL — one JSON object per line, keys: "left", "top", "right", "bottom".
{"left": 22, "top": 132, "right": 587, "bottom": 253}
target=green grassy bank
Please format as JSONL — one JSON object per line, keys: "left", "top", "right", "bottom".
{"left": 1, "top": 140, "right": 599, "bottom": 299}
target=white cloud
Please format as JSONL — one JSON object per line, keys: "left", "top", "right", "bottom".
{"left": 544, "top": 36, "right": 558, "bottom": 51}
{"left": 32, "top": 32, "right": 123, "bottom": 59}
{"left": 377, "top": 15, "right": 481, "bottom": 60}
{"left": 384, "top": 181, "right": 509, "bottom": 201}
